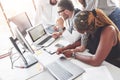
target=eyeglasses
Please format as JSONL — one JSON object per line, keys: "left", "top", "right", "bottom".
{"left": 58, "top": 9, "right": 65, "bottom": 14}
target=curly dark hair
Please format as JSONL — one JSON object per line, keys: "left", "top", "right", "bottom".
{"left": 73, "top": 9, "right": 120, "bottom": 41}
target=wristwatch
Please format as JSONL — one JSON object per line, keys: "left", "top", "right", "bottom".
{"left": 59, "top": 27, "right": 66, "bottom": 32}
{"left": 71, "top": 50, "right": 76, "bottom": 58}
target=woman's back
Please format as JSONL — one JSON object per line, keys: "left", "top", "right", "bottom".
{"left": 87, "top": 27, "right": 120, "bottom": 67}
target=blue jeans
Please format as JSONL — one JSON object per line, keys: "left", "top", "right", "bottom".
{"left": 109, "top": 8, "right": 120, "bottom": 30}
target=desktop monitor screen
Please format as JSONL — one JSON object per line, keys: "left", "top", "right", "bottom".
{"left": 10, "top": 12, "right": 33, "bottom": 36}
{"left": 9, "top": 22, "right": 38, "bottom": 68}
{"left": 11, "top": 23, "right": 34, "bottom": 54}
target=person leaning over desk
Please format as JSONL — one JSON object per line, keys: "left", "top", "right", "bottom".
{"left": 52, "top": 0, "right": 81, "bottom": 38}
{"left": 57, "top": 9, "right": 120, "bottom": 67}
{"left": 52, "top": 0, "right": 89, "bottom": 51}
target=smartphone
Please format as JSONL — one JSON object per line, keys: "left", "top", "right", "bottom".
{"left": 55, "top": 43, "right": 64, "bottom": 48}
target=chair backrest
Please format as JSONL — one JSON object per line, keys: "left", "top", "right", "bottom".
{"left": 8, "top": 12, "right": 33, "bottom": 37}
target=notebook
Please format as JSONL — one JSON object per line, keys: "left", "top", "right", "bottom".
{"left": 83, "top": 66, "right": 113, "bottom": 80}
{"left": 27, "top": 24, "right": 55, "bottom": 47}
{"left": 46, "top": 57, "right": 85, "bottom": 80}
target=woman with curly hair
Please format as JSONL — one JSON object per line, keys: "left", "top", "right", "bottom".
{"left": 57, "top": 9, "right": 120, "bottom": 67}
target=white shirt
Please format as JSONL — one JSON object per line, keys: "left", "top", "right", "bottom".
{"left": 85, "top": 0, "right": 117, "bottom": 16}
{"left": 63, "top": 10, "right": 82, "bottom": 44}
{"left": 34, "top": 0, "right": 58, "bottom": 26}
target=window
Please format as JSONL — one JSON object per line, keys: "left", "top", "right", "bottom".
{"left": 0, "top": 0, "right": 35, "bottom": 54}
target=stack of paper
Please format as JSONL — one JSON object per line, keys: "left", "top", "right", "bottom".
{"left": 83, "top": 66, "right": 113, "bottom": 80}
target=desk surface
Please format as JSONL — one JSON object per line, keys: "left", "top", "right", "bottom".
{"left": 30, "top": 37, "right": 120, "bottom": 80}
{"left": 32, "top": 51, "right": 120, "bottom": 80}
{"left": 2, "top": 37, "right": 119, "bottom": 80}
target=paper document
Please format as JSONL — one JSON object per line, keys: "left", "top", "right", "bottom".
{"left": 43, "top": 38, "right": 70, "bottom": 55}
{"left": 45, "top": 25, "right": 56, "bottom": 34}
{"left": 83, "top": 66, "right": 113, "bottom": 80}
{"left": 62, "top": 30, "right": 81, "bottom": 44}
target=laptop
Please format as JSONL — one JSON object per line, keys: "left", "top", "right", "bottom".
{"left": 46, "top": 56, "right": 85, "bottom": 80}
{"left": 27, "top": 24, "right": 56, "bottom": 47}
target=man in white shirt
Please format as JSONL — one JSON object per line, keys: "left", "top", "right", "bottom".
{"left": 34, "top": 0, "right": 59, "bottom": 26}
{"left": 52, "top": 0, "right": 88, "bottom": 51}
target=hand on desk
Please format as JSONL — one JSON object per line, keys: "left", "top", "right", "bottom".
{"left": 62, "top": 50, "right": 73, "bottom": 58}
{"left": 57, "top": 47, "right": 73, "bottom": 58}
{"left": 57, "top": 45, "right": 86, "bottom": 58}
{"left": 57, "top": 47, "right": 65, "bottom": 54}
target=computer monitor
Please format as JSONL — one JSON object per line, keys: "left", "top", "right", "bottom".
{"left": 10, "top": 12, "right": 33, "bottom": 37}
{"left": 9, "top": 12, "right": 34, "bottom": 53}
{"left": 14, "top": 25, "right": 34, "bottom": 54}
{"left": 9, "top": 22, "right": 38, "bottom": 68}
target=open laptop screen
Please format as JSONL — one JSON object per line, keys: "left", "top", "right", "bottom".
{"left": 27, "top": 24, "right": 45, "bottom": 42}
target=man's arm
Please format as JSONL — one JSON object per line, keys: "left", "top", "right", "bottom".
{"left": 52, "top": 17, "right": 65, "bottom": 38}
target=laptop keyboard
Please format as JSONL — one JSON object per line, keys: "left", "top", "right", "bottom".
{"left": 46, "top": 62, "right": 73, "bottom": 80}
{"left": 38, "top": 36, "right": 52, "bottom": 45}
